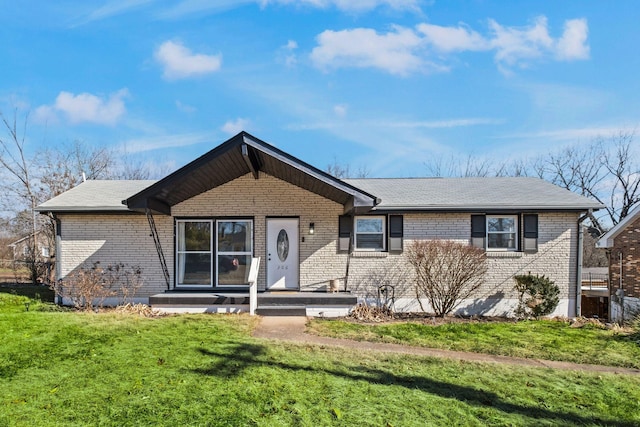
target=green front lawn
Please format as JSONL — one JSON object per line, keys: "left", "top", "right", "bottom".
{"left": 308, "top": 318, "right": 640, "bottom": 369}
{"left": 1, "top": 295, "right": 639, "bottom": 426}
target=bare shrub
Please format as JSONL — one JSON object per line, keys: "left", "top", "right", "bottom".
{"left": 114, "top": 303, "right": 163, "bottom": 318}
{"left": 406, "top": 240, "right": 487, "bottom": 317}
{"left": 50, "top": 262, "right": 143, "bottom": 311}
{"left": 348, "top": 302, "right": 394, "bottom": 322}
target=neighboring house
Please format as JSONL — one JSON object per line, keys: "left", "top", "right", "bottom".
{"left": 36, "top": 132, "right": 602, "bottom": 316}
{"left": 596, "top": 205, "right": 640, "bottom": 322}
{"left": 8, "top": 230, "right": 51, "bottom": 263}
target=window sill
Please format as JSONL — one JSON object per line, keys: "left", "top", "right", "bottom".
{"left": 485, "top": 251, "right": 523, "bottom": 258}
{"left": 351, "top": 251, "right": 389, "bottom": 258}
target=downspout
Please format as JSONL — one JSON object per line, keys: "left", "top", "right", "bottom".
{"left": 619, "top": 251, "right": 624, "bottom": 322}
{"left": 575, "top": 210, "right": 590, "bottom": 318}
{"left": 343, "top": 211, "right": 354, "bottom": 292}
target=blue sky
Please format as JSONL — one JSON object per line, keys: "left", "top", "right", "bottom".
{"left": 1, "top": 1, "right": 639, "bottom": 178}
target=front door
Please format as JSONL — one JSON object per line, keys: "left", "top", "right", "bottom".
{"left": 266, "top": 218, "right": 299, "bottom": 290}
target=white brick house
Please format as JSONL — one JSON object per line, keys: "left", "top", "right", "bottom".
{"left": 36, "top": 132, "right": 602, "bottom": 316}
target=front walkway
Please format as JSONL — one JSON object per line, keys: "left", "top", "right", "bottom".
{"left": 253, "top": 316, "right": 640, "bottom": 375}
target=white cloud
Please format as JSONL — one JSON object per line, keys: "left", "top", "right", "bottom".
{"left": 280, "top": 40, "right": 299, "bottom": 67}
{"left": 383, "top": 118, "right": 503, "bottom": 128}
{"left": 260, "top": 0, "right": 422, "bottom": 13}
{"left": 74, "top": 0, "right": 154, "bottom": 26}
{"left": 311, "top": 26, "right": 428, "bottom": 75}
{"left": 418, "top": 23, "right": 489, "bottom": 52}
{"left": 221, "top": 118, "right": 250, "bottom": 135}
{"left": 312, "top": 16, "right": 589, "bottom": 75}
{"left": 155, "top": 40, "right": 222, "bottom": 80}
{"left": 334, "top": 104, "right": 348, "bottom": 117}
{"left": 489, "top": 16, "right": 554, "bottom": 67}
{"left": 120, "top": 132, "right": 213, "bottom": 153}
{"left": 556, "top": 18, "right": 589, "bottom": 60}
{"left": 34, "top": 89, "right": 129, "bottom": 125}
{"left": 176, "top": 100, "right": 197, "bottom": 113}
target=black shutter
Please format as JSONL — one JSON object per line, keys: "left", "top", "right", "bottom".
{"left": 339, "top": 215, "right": 352, "bottom": 238}
{"left": 389, "top": 215, "right": 403, "bottom": 237}
{"left": 523, "top": 214, "right": 538, "bottom": 238}
{"left": 523, "top": 214, "right": 538, "bottom": 252}
{"left": 389, "top": 215, "right": 403, "bottom": 251}
{"left": 471, "top": 214, "right": 486, "bottom": 249}
{"left": 338, "top": 215, "right": 352, "bottom": 251}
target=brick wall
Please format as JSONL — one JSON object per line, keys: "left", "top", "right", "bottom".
{"left": 609, "top": 215, "right": 640, "bottom": 299}
{"left": 347, "top": 212, "right": 579, "bottom": 316}
{"left": 56, "top": 172, "right": 581, "bottom": 316}
{"left": 172, "top": 172, "right": 346, "bottom": 290}
{"left": 57, "top": 213, "right": 173, "bottom": 297}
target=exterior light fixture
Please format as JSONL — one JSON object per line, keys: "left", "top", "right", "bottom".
{"left": 309, "top": 223, "right": 315, "bottom": 235}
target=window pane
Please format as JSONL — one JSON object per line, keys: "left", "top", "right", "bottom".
{"left": 180, "top": 222, "right": 211, "bottom": 251}
{"left": 488, "top": 233, "right": 516, "bottom": 249}
{"left": 356, "top": 234, "right": 384, "bottom": 250}
{"left": 218, "top": 221, "right": 251, "bottom": 252}
{"left": 217, "top": 255, "right": 251, "bottom": 286}
{"left": 178, "top": 253, "right": 211, "bottom": 285}
{"left": 356, "top": 218, "right": 383, "bottom": 233}
{"left": 488, "top": 217, "right": 515, "bottom": 232}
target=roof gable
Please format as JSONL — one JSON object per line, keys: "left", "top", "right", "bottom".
{"left": 596, "top": 204, "right": 640, "bottom": 248}
{"left": 125, "top": 132, "right": 379, "bottom": 215}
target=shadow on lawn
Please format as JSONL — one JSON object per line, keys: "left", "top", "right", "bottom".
{"left": 192, "top": 342, "right": 633, "bottom": 427}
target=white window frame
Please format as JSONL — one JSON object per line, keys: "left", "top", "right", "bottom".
{"left": 486, "top": 215, "right": 518, "bottom": 251}
{"left": 215, "top": 219, "right": 253, "bottom": 287}
{"left": 354, "top": 216, "right": 386, "bottom": 251}
{"left": 176, "top": 219, "right": 213, "bottom": 287}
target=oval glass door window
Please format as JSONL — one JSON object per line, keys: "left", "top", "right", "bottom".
{"left": 277, "top": 229, "right": 289, "bottom": 262}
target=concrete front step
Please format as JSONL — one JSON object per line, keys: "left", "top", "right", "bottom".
{"left": 149, "top": 291, "right": 357, "bottom": 317}
{"left": 255, "top": 305, "right": 308, "bottom": 316}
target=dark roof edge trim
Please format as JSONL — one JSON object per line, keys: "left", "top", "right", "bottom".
{"left": 241, "top": 134, "right": 379, "bottom": 207}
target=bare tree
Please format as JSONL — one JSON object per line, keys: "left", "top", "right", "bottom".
{"left": 0, "top": 110, "right": 162, "bottom": 283}
{"left": 0, "top": 110, "right": 42, "bottom": 282}
{"left": 326, "top": 157, "right": 370, "bottom": 179}
{"left": 425, "top": 153, "right": 529, "bottom": 178}
{"left": 427, "top": 132, "right": 639, "bottom": 234}
{"left": 536, "top": 131, "right": 640, "bottom": 234}
{"left": 406, "top": 240, "right": 488, "bottom": 317}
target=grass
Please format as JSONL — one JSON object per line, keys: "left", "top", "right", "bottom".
{"left": 308, "top": 318, "right": 640, "bottom": 369}
{"left": 1, "top": 295, "right": 639, "bottom": 426}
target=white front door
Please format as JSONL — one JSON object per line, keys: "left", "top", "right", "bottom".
{"left": 266, "top": 218, "right": 299, "bottom": 290}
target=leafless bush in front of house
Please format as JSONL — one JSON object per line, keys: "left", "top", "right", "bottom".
{"left": 50, "top": 262, "right": 143, "bottom": 311}
{"left": 348, "top": 301, "right": 394, "bottom": 322}
{"left": 406, "top": 240, "right": 487, "bottom": 317}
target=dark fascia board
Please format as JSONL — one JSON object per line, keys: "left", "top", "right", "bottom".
{"left": 125, "top": 134, "right": 243, "bottom": 211}
{"left": 240, "top": 133, "right": 379, "bottom": 209}
{"left": 125, "top": 131, "right": 379, "bottom": 213}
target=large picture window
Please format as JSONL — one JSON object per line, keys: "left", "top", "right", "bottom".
{"left": 216, "top": 220, "right": 253, "bottom": 286}
{"left": 354, "top": 216, "right": 386, "bottom": 251}
{"left": 487, "top": 215, "right": 517, "bottom": 250}
{"left": 176, "top": 220, "right": 212, "bottom": 286}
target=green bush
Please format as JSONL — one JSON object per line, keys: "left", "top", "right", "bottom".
{"left": 513, "top": 273, "right": 559, "bottom": 319}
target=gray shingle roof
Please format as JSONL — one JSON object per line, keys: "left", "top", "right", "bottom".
{"left": 35, "top": 180, "right": 157, "bottom": 212}
{"left": 36, "top": 176, "right": 602, "bottom": 213}
{"left": 344, "top": 177, "right": 603, "bottom": 211}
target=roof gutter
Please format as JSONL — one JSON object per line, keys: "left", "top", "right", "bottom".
{"left": 575, "top": 209, "right": 592, "bottom": 318}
